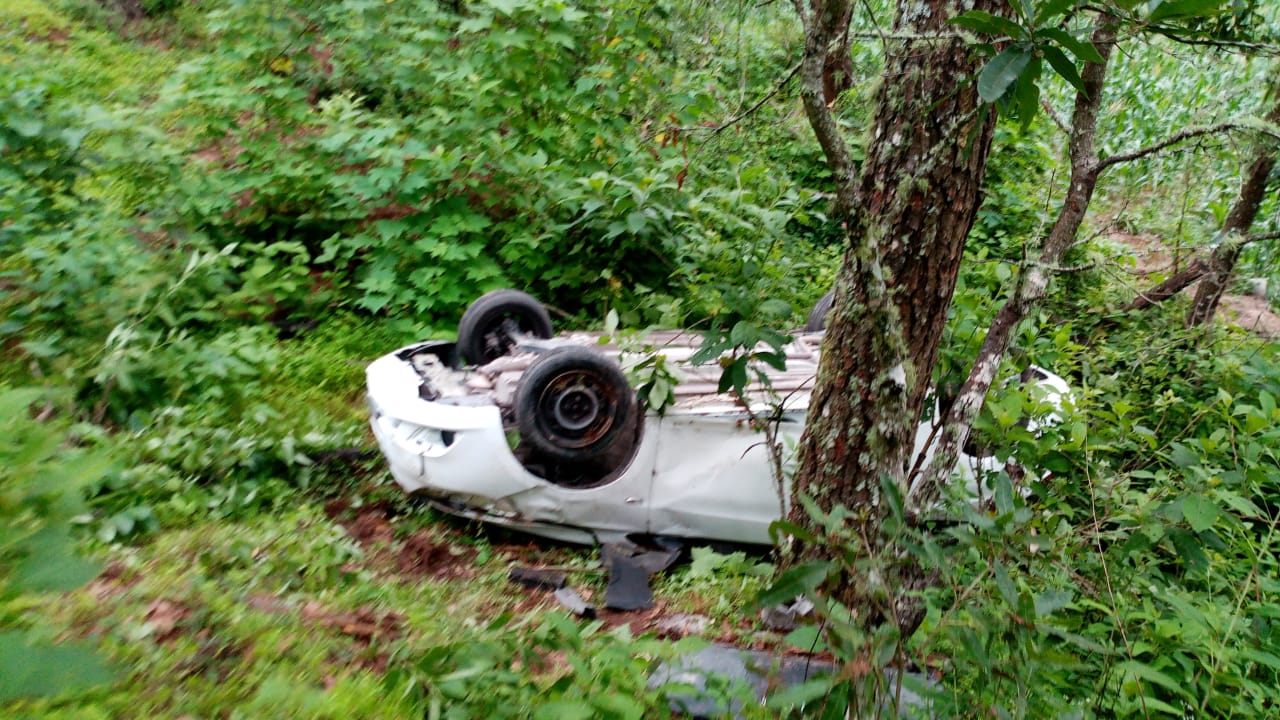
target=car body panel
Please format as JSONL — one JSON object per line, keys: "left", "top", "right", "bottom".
{"left": 366, "top": 332, "right": 1069, "bottom": 545}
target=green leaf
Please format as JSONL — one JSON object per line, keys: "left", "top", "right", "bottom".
{"left": 534, "top": 700, "right": 594, "bottom": 720}
{"left": 647, "top": 377, "right": 671, "bottom": 411}
{"left": 729, "top": 320, "right": 757, "bottom": 348}
{"left": 1041, "top": 45, "right": 1084, "bottom": 94}
{"left": 993, "top": 564, "right": 1019, "bottom": 608}
{"left": 1033, "top": 589, "right": 1073, "bottom": 617}
{"left": 1033, "top": 0, "right": 1078, "bottom": 26}
{"left": 758, "top": 298, "right": 791, "bottom": 319}
{"left": 1167, "top": 528, "right": 1208, "bottom": 573}
{"left": 625, "top": 210, "right": 648, "bottom": 234}
{"left": 0, "top": 631, "right": 115, "bottom": 701}
{"left": 1167, "top": 443, "right": 1200, "bottom": 468}
{"left": 950, "top": 10, "right": 1026, "bottom": 39}
{"left": 1181, "top": 494, "right": 1218, "bottom": 532}
{"left": 1012, "top": 57, "right": 1042, "bottom": 127}
{"left": 1150, "top": 0, "right": 1227, "bottom": 23}
{"left": 768, "top": 519, "right": 820, "bottom": 545}
{"left": 765, "top": 677, "right": 835, "bottom": 709}
{"left": 756, "top": 561, "right": 834, "bottom": 608}
{"left": 1035, "top": 27, "right": 1104, "bottom": 63}
{"left": 978, "top": 48, "right": 1032, "bottom": 102}
{"left": 9, "top": 525, "right": 100, "bottom": 593}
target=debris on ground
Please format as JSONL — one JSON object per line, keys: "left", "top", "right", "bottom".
{"left": 649, "top": 643, "right": 935, "bottom": 719}
{"left": 507, "top": 566, "right": 569, "bottom": 590}
{"left": 759, "top": 596, "right": 815, "bottom": 632}
{"left": 653, "top": 613, "right": 710, "bottom": 639}
{"left": 553, "top": 587, "right": 596, "bottom": 619}
{"left": 604, "top": 555, "right": 654, "bottom": 610}
{"left": 601, "top": 536, "right": 683, "bottom": 611}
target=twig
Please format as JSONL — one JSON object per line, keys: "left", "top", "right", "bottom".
{"left": 679, "top": 62, "right": 803, "bottom": 135}
{"left": 1041, "top": 98, "right": 1070, "bottom": 134}
{"left": 1097, "top": 122, "right": 1275, "bottom": 171}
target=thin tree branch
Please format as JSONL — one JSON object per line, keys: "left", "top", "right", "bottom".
{"left": 1146, "top": 29, "right": 1280, "bottom": 57}
{"left": 677, "top": 62, "right": 802, "bottom": 135}
{"left": 791, "top": 0, "right": 808, "bottom": 29}
{"left": 1041, "top": 98, "right": 1070, "bottom": 134}
{"left": 1097, "top": 121, "right": 1277, "bottom": 171}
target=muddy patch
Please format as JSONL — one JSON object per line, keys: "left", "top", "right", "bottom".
{"left": 397, "top": 532, "right": 476, "bottom": 580}
{"left": 326, "top": 497, "right": 477, "bottom": 580}
{"left": 1220, "top": 294, "right": 1280, "bottom": 338}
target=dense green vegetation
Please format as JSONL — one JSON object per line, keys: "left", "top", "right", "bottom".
{"left": 2, "top": 0, "right": 1279, "bottom": 717}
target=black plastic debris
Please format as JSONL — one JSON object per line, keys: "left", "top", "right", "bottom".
{"left": 553, "top": 587, "right": 596, "bottom": 619}
{"left": 604, "top": 554, "right": 654, "bottom": 610}
{"left": 601, "top": 536, "right": 683, "bottom": 611}
{"left": 507, "top": 566, "right": 568, "bottom": 591}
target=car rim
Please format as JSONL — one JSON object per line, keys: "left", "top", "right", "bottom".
{"left": 537, "top": 370, "right": 615, "bottom": 448}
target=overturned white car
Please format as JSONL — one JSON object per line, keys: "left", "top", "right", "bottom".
{"left": 366, "top": 290, "right": 1071, "bottom": 545}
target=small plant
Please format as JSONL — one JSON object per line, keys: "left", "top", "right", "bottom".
{"left": 0, "top": 387, "right": 116, "bottom": 702}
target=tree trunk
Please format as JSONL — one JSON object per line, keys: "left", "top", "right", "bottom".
{"left": 821, "top": 3, "right": 854, "bottom": 103}
{"left": 789, "top": 0, "right": 1002, "bottom": 634}
{"left": 1186, "top": 142, "right": 1278, "bottom": 327}
{"left": 1123, "top": 257, "right": 1209, "bottom": 312}
{"left": 915, "top": 19, "right": 1117, "bottom": 508}
{"left": 1124, "top": 71, "right": 1279, "bottom": 317}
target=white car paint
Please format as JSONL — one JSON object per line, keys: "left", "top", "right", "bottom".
{"left": 366, "top": 332, "right": 1071, "bottom": 545}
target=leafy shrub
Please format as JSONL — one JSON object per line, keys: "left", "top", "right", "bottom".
{"left": 0, "top": 387, "right": 115, "bottom": 702}
{"left": 391, "top": 613, "right": 694, "bottom": 719}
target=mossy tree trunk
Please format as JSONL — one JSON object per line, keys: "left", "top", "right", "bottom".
{"left": 788, "top": 0, "right": 1004, "bottom": 632}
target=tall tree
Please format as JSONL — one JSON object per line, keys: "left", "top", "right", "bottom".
{"left": 785, "top": 0, "right": 1266, "bottom": 636}
{"left": 788, "top": 0, "right": 1004, "bottom": 630}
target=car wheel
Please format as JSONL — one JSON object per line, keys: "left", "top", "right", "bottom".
{"left": 516, "top": 347, "right": 637, "bottom": 465}
{"left": 804, "top": 290, "right": 834, "bottom": 332}
{"left": 457, "top": 289, "right": 554, "bottom": 365}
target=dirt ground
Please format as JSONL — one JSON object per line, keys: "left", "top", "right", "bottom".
{"left": 1109, "top": 231, "right": 1280, "bottom": 339}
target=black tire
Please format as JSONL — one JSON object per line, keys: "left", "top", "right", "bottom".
{"left": 457, "top": 289, "right": 554, "bottom": 365}
{"left": 515, "top": 347, "right": 636, "bottom": 465}
{"left": 804, "top": 290, "right": 835, "bottom": 332}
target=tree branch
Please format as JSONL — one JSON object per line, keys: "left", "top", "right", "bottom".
{"left": 910, "top": 17, "right": 1119, "bottom": 511}
{"left": 1041, "top": 98, "right": 1069, "bottom": 134}
{"left": 679, "top": 62, "right": 802, "bottom": 135}
{"left": 1097, "top": 121, "right": 1276, "bottom": 171}
{"left": 798, "top": 0, "right": 858, "bottom": 218}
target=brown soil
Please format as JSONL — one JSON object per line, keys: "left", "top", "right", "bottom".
{"left": 1219, "top": 294, "right": 1280, "bottom": 338}
{"left": 396, "top": 532, "right": 476, "bottom": 580}
{"left": 299, "top": 601, "right": 404, "bottom": 645}
{"left": 325, "top": 497, "right": 477, "bottom": 581}
{"left": 143, "top": 598, "right": 192, "bottom": 644}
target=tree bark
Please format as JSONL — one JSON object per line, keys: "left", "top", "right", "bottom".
{"left": 821, "top": 3, "right": 855, "bottom": 103}
{"left": 1186, "top": 111, "right": 1279, "bottom": 326}
{"left": 789, "top": 0, "right": 1002, "bottom": 633}
{"left": 1123, "top": 257, "right": 1209, "bottom": 312}
{"left": 914, "top": 19, "right": 1118, "bottom": 509}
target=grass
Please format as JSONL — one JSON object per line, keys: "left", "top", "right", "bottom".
{"left": 12, "top": 487, "right": 731, "bottom": 718}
